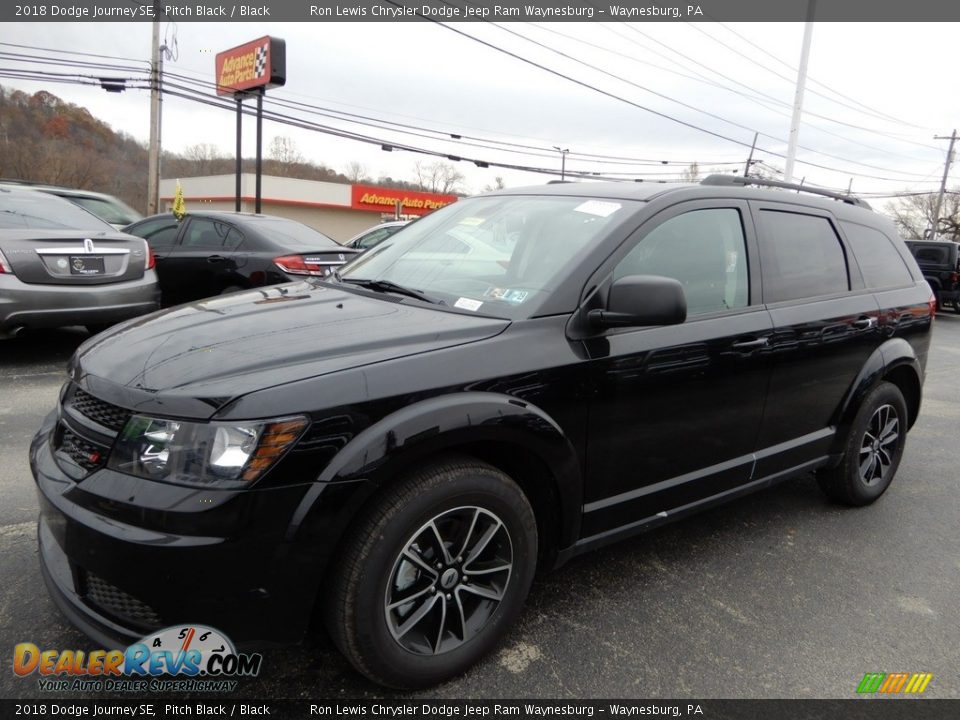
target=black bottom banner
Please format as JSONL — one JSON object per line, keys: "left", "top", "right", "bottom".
{"left": 1, "top": 700, "right": 958, "bottom": 720}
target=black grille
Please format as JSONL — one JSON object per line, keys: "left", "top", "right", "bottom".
{"left": 70, "top": 388, "right": 131, "bottom": 432}
{"left": 83, "top": 571, "right": 163, "bottom": 627}
{"left": 59, "top": 428, "right": 107, "bottom": 471}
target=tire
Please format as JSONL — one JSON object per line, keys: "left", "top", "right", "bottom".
{"left": 817, "top": 381, "right": 908, "bottom": 506}
{"left": 325, "top": 457, "right": 538, "bottom": 689}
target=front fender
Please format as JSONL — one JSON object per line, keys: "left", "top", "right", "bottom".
{"left": 291, "top": 392, "right": 583, "bottom": 553}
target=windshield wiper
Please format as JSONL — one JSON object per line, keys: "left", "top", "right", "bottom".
{"left": 340, "top": 278, "right": 444, "bottom": 305}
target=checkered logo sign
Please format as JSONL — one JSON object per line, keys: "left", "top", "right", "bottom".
{"left": 254, "top": 43, "right": 268, "bottom": 78}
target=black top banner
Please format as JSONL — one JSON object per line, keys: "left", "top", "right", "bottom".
{"left": 5, "top": 0, "right": 960, "bottom": 22}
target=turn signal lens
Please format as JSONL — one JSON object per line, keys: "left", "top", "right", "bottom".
{"left": 242, "top": 418, "right": 309, "bottom": 482}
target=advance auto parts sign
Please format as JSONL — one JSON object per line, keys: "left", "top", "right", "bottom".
{"left": 351, "top": 185, "right": 458, "bottom": 216}
{"left": 215, "top": 36, "right": 286, "bottom": 96}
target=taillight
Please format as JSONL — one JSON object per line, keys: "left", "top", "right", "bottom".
{"left": 950, "top": 271, "right": 959, "bottom": 284}
{"left": 143, "top": 240, "right": 156, "bottom": 269}
{"left": 274, "top": 255, "right": 326, "bottom": 276}
{"left": 928, "top": 291, "right": 937, "bottom": 318}
{"left": 0, "top": 249, "right": 12, "bottom": 275}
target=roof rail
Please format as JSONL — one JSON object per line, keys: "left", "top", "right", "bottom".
{"left": 700, "top": 174, "right": 872, "bottom": 209}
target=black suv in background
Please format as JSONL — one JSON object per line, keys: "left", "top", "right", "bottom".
{"left": 904, "top": 239, "right": 960, "bottom": 313}
{"left": 32, "top": 176, "right": 933, "bottom": 688}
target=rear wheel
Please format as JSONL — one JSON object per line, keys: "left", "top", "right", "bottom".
{"left": 325, "top": 457, "right": 537, "bottom": 689}
{"left": 817, "top": 381, "right": 908, "bottom": 506}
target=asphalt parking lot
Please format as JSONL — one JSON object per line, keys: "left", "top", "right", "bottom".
{"left": 1, "top": 314, "right": 958, "bottom": 700}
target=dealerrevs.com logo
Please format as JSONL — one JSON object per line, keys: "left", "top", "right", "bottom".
{"left": 13, "top": 625, "right": 262, "bottom": 693}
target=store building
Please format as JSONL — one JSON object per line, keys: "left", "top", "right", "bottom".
{"left": 159, "top": 174, "right": 458, "bottom": 242}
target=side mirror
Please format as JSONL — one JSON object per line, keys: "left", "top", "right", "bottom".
{"left": 589, "top": 275, "right": 687, "bottom": 329}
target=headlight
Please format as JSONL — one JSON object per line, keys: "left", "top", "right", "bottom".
{"left": 108, "top": 415, "right": 308, "bottom": 488}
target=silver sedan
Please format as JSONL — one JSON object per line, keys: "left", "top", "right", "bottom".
{"left": 0, "top": 188, "right": 160, "bottom": 339}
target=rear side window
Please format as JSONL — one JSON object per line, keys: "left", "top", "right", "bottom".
{"left": 129, "top": 217, "right": 179, "bottom": 251}
{"left": 842, "top": 222, "right": 913, "bottom": 289}
{"left": 758, "top": 210, "right": 849, "bottom": 303}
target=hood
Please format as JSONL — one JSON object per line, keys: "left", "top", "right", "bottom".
{"left": 72, "top": 281, "right": 508, "bottom": 413}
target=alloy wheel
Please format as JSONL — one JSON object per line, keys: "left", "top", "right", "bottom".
{"left": 858, "top": 403, "right": 900, "bottom": 486}
{"left": 384, "top": 506, "right": 513, "bottom": 655}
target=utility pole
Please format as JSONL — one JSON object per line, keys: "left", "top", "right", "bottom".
{"left": 930, "top": 130, "right": 957, "bottom": 241}
{"left": 784, "top": 0, "right": 816, "bottom": 183}
{"left": 744, "top": 132, "right": 758, "bottom": 177}
{"left": 147, "top": 9, "right": 163, "bottom": 215}
{"left": 553, "top": 146, "right": 569, "bottom": 181}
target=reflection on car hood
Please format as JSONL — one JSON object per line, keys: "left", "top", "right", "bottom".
{"left": 72, "top": 281, "right": 508, "bottom": 403}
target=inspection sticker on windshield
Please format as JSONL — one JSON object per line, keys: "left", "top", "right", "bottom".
{"left": 454, "top": 297, "right": 484, "bottom": 311}
{"left": 574, "top": 200, "right": 621, "bottom": 217}
{"left": 485, "top": 287, "right": 530, "bottom": 304}
{"left": 457, "top": 217, "right": 486, "bottom": 226}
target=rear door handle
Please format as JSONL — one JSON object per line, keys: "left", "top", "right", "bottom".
{"left": 852, "top": 317, "right": 876, "bottom": 330}
{"left": 207, "top": 255, "right": 225, "bottom": 263}
{"left": 731, "top": 337, "right": 770, "bottom": 351}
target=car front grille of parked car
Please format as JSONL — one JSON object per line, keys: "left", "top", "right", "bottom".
{"left": 51, "top": 385, "right": 128, "bottom": 481}
{"left": 69, "top": 388, "right": 132, "bottom": 432}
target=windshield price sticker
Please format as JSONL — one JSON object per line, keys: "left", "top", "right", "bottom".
{"left": 574, "top": 200, "right": 621, "bottom": 217}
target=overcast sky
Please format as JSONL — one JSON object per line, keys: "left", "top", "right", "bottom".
{"left": 2, "top": 21, "right": 958, "bottom": 198}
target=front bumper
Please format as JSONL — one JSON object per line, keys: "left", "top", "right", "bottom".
{"left": 0, "top": 271, "right": 160, "bottom": 336}
{"left": 30, "top": 413, "right": 372, "bottom": 649}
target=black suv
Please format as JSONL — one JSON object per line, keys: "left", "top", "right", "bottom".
{"left": 904, "top": 239, "right": 960, "bottom": 313}
{"left": 31, "top": 176, "right": 933, "bottom": 688}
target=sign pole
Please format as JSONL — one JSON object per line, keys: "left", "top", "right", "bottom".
{"left": 235, "top": 95, "right": 243, "bottom": 213}
{"left": 255, "top": 89, "right": 264, "bottom": 214}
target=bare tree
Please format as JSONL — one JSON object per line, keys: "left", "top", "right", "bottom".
{"left": 268, "top": 136, "right": 304, "bottom": 165}
{"left": 344, "top": 161, "right": 369, "bottom": 184}
{"left": 680, "top": 162, "right": 700, "bottom": 183}
{"left": 413, "top": 160, "right": 465, "bottom": 194}
{"left": 183, "top": 143, "right": 225, "bottom": 176}
{"left": 483, "top": 176, "right": 506, "bottom": 192}
{"left": 886, "top": 191, "right": 960, "bottom": 241}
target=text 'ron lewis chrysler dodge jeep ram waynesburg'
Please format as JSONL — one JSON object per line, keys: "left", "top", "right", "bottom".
{"left": 31, "top": 176, "right": 933, "bottom": 688}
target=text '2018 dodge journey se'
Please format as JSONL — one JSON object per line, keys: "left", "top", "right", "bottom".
{"left": 31, "top": 176, "right": 933, "bottom": 688}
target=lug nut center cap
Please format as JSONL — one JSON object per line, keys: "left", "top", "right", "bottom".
{"left": 440, "top": 568, "right": 459, "bottom": 590}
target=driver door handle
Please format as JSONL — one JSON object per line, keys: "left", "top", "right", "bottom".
{"left": 206, "top": 255, "right": 226, "bottom": 263}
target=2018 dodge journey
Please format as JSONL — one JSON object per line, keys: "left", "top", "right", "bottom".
{"left": 31, "top": 176, "right": 934, "bottom": 688}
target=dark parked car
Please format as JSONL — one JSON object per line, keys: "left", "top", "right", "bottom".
{"left": 344, "top": 220, "right": 410, "bottom": 251}
{"left": 0, "top": 186, "right": 158, "bottom": 339}
{"left": 904, "top": 239, "right": 960, "bottom": 313}
{"left": 32, "top": 176, "right": 933, "bottom": 688}
{"left": 124, "top": 211, "right": 358, "bottom": 305}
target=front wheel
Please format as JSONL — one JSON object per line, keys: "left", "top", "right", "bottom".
{"left": 817, "top": 381, "right": 908, "bottom": 506}
{"left": 325, "top": 458, "right": 538, "bottom": 688}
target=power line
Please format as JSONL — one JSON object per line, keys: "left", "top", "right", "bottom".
{"left": 417, "top": 11, "right": 937, "bottom": 182}
{"left": 525, "top": 22, "right": 940, "bottom": 164}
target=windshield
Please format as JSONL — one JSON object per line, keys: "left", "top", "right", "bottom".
{"left": 339, "top": 194, "right": 634, "bottom": 319}
{"left": 248, "top": 217, "right": 339, "bottom": 248}
{"left": 0, "top": 191, "right": 116, "bottom": 231}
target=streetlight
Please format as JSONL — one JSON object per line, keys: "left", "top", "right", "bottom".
{"left": 553, "top": 146, "right": 570, "bottom": 181}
